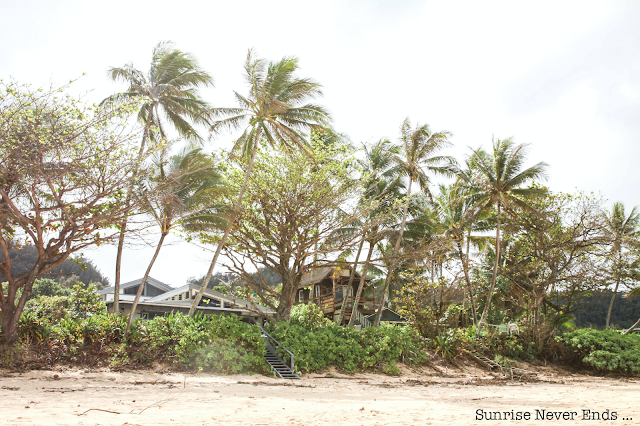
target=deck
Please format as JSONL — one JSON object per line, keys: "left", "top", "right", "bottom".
{"left": 308, "top": 294, "right": 380, "bottom": 322}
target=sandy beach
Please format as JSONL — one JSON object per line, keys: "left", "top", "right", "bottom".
{"left": 1, "top": 364, "right": 637, "bottom": 426}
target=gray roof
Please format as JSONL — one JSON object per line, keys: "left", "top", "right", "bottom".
{"left": 148, "top": 283, "right": 274, "bottom": 314}
{"left": 98, "top": 276, "right": 173, "bottom": 295}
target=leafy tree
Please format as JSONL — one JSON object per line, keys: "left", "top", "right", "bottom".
{"left": 217, "top": 143, "right": 371, "bottom": 321}
{"left": 501, "top": 192, "right": 606, "bottom": 325}
{"left": 1, "top": 244, "right": 110, "bottom": 288}
{"left": 373, "top": 118, "right": 452, "bottom": 327}
{"left": 0, "top": 80, "right": 151, "bottom": 345}
{"left": 602, "top": 202, "right": 640, "bottom": 328}
{"left": 29, "top": 278, "right": 70, "bottom": 299}
{"left": 455, "top": 137, "right": 548, "bottom": 334}
{"left": 102, "top": 41, "right": 214, "bottom": 315}
{"left": 189, "top": 50, "right": 331, "bottom": 316}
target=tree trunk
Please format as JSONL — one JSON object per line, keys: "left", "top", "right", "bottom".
{"left": 1, "top": 305, "right": 19, "bottom": 346}
{"left": 456, "top": 239, "right": 477, "bottom": 325}
{"left": 113, "top": 222, "right": 127, "bottom": 315}
{"left": 623, "top": 317, "right": 640, "bottom": 335}
{"left": 336, "top": 238, "right": 364, "bottom": 325}
{"left": 188, "top": 140, "right": 259, "bottom": 317}
{"left": 605, "top": 283, "right": 620, "bottom": 329}
{"left": 113, "top": 110, "right": 154, "bottom": 315}
{"left": 348, "top": 240, "right": 375, "bottom": 326}
{"left": 606, "top": 251, "right": 623, "bottom": 329}
{"left": 1, "top": 271, "right": 39, "bottom": 346}
{"left": 124, "top": 231, "right": 167, "bottom": 338}
{"left": 476, "top": 201, "right": 501, "bottom": 335}
{"left": 373, "top": 178, "right": 413, "bottom": 327}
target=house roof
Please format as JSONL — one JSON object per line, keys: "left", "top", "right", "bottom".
{"left": 98, "top": 276, "right": 173, "bottom": 295}
{"left": 365, "top": 307, "right": 407, "bottom": 323}
{"left": 147, "top": 283, "right": 274, "bottom": 314}
{"left": 299, "top": 266, "right": 369, "bottom": 287}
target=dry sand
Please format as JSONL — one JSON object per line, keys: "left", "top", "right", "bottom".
{"left": 0, "top": 363, "right": 638, "bottom": 425}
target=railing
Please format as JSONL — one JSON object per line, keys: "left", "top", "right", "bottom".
{"left": 260, "top": 325, "right": 294, "bottom": 373}
{"left": 310, "top": 294, "right": 379, "bottom": 312}
{"left": 352, "top": 309, "right": 373, "bottom": 328}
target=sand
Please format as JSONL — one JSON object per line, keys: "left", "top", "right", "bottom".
{"left": 0, "top": 364, "right": 638, "bottom": 425}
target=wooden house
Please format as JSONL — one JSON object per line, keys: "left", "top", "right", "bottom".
{"left": 294, "top": 266, "right": 380, "bottom": 326}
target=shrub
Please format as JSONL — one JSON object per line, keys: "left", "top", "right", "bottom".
{"left": 268, "top": 322, "right": 428, "bottom": 374}
{"left": 289, "top": 303, "right": 332, "bottom": 329}
{"left": 127, "top": 313, "right": 266, "bottom": 373}
{"left": 559, "top": 328, "right": 640, "bottom": 373}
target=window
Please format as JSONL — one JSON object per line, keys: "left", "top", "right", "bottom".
{"left": 298, "top": 289, "right": 304, "bottom": 303}
{"left": 315, "top": 285, "right": 320, "bottom": 298}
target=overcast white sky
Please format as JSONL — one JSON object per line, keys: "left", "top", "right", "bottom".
{"left": 1, "top": 0, "right": 639, "bottom": 287}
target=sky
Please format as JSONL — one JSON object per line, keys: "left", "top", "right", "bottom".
{"left": 1, "top": 0, "right": 639, "bottom": 287}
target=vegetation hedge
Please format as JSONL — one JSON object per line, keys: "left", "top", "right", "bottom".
{"left": 559, "top": 329, "right": 640, "bottom": 373}
{"left": 268, "top": 322, "right": 428, "bottom": 375}
{"left": 8, "top": 288, "right": 267, "bottom": 374}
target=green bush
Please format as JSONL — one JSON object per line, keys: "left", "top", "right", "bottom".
{"left": 22, "top": 283, "right": 105, "bottom": 324}
{"left": 289, "top": 303, "right": 332, "bottom": 329}
{"left": 559, "top": 328, "right": 640, "bottom": 373}
{"left": 29, "top": 278, "right": 71, "bottom": 299}
{"left": 268, "top": 322, "right": 428, "bottom": 374}
{"left": 127, "top": 313, "right": 266, "bottom": 373}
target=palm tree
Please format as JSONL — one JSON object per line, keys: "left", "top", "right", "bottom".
{"left": 457, "top": 137, "right": 548, "bottom": 334}
{"left": 346, "top": 140, "right": 405, "bottom": 326}
{"left": 603, "top": 202, "right": 640, "bottom": 328}
{"left": 433, "top": 183, "right": 479, "bottom": 324}
{"left": 123, "top": 148, "right": 227, "bottom": 336}
{"left": 372, "top": 118, "right": 452, "bottom": 327}
{"left": 188, "top": 50, "right": 331, "bottom": 316}
{"left": 102, "top": 41, "right": 214, "bottom": 315}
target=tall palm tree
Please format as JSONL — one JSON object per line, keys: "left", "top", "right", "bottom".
{"left": 458, "top": 137, "right": 548, "bottom": 334}
{"left": 433, "top": 183, "right": 479, "bottom": 324}
{"left": 346, "top": 140, "right": 404, "bottom": 326}
{"left": 603, "top": 202, "right": 640, "bottom": 328}
{"left": 123, "top": 148, "right": 227, "bottom": 336}
{"left": 102, "top": 41, "right": 214, "bottom": 315}
{"left": 188, "top": 50, "right": 331, "bottom": 316}
{"left": 372, "top": 118, "right": 452, "bottom": 327}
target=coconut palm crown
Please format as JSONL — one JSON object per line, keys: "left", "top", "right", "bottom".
{"left": 102, "top": 41, "right": 214, "bottom": 145}
{"left": 455, "top": 137, "right": 548, "bottom": 333}
{"left": 207, "top": 49, "right": 332, "bottom": 159}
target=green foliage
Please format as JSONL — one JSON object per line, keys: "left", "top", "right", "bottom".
{"left": 559, "top": 328, "right": 640, "bottom": 373}
{"left": 19, "top": 284, "right": 106, "bottom": 344}
{"left": 29, "top": 278, "right": 72, "bottom": 299}
{"left": 66, "top": 284, "right": 106, "bottom": 319}
{"left": 16, "top": 306, "right": 267, "bottom": 373}
{"left": 269, "top": 322, "right": 428, "bottom": 374}
{"left": 3, "top": 247, "right": 111, "bottom": 290}
{"left": 127, "top": 313, "right": 266, "bottom": 373}
{"left": 429, "top": 327, "right": 537, "bottom": 361}
{"left": 289, "top": 303, "right": 332, "bottom": 329}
